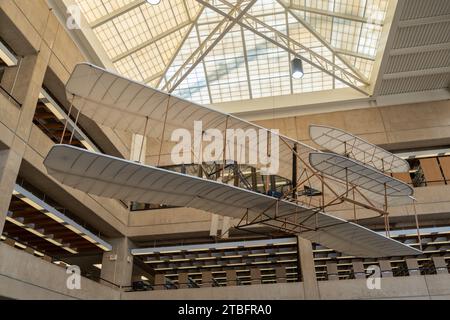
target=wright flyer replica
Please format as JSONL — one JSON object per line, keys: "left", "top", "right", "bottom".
{"left": 44, "top": 63, "right": 421, "bottom": 258}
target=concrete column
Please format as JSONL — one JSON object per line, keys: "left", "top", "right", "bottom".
{"left": 326, "top": 262, "right": 339, "bottom": 281}
{"left": 2, "top": 50, "right": 51, "bottom": 141}
{"left": 432, "top": 257, "right": 448, "bottom": 274}
{"left": 221, "top": 216, "right": 231, "bottom": 239}
{"left": 352, "top": 260, "right": 366, "bottom": 279}
{"left": 0, "top": 147, "right": 23, "bottom": 233}
{"left": 154, "top": 274, "right": 166, "bottom": 290}
{"left": 131, "top": 274, "right": 142, "bottom": 283}
{"left": 0, "top": 34, "right": 52, "bottom": 233}
{"left": 297, "top": 237, "right": 320, "bottom": 300}
{"left": 226, "top": 270, "right": 237, "bottom": 286}
{"left": 202, "top": 271, "right": 213, "bottom": 287}
{"left": 379, "top": 260, "right": 393, "bottom": 277}
{"left": 179, "top": 273, "right": 189, "bottom": 289}
{"left": 100, "top": 238, "right": 134, "bottom": 289}
{"left": 275, "top": 266, "right": 287, "bottom": 283}
{"left": 130, "top": 134, "right": 147, "bottom": 163}
{"left": 210, "top": 214, "right": 219, "bottom": 237}
{"left": 250, "top": 268, "right": 261, "bottom": 285}
{"left": 406, "top": 258, "right": 421, "bottom": 276}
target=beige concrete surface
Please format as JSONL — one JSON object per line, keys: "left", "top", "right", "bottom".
{"left": 1, "top": 239, "right": 449, "bottom": 300}
{"left": 1, "top": 0, "right": 450, "bottom": 301}
{"left": 0, "top": 243, "right": 120, "bottom": 300}
{"left": 122, "top": 282, "right": 306, "bottom": 300}
{"left": 298, "top": 237, "right": 320, "bottom": 300}
{"left": 101, "top": 238, "right": 134, "bottom": 288}
{"left": 122, "top": 274, "right": 450, "bottom": 300}
{"left": 254, "top": 100, "right": 450, "bottom": 151}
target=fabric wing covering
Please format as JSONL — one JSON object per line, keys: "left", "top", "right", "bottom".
{"left": 65, "top": 63, "right": 311, "bottom": 181}
{"left": 309, "top": 152, "right": 414, "bottom": 197}
{"left": 65, "top": 63, "right": 411, "bottom": 208}
{"left": 309, "top": 125, "right": 410, "bottom": 173}
{"left": 44, "top": 145, "right": 421, "bottom": 258}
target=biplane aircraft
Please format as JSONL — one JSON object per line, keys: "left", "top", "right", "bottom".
{"left": 44, "top": 63, "right": 422, "bottom": 258}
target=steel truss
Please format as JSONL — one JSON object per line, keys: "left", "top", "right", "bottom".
{"left": 195, "top": 0, "right": 369, "bottom": 95}
{"left": 162, "top": 0, "right": 258, "bottom": 93}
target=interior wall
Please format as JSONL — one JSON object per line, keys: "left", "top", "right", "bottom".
{"left": 253, "top": 99, "right": 450, "bottom": 151}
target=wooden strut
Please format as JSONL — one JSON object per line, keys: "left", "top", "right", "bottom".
{"left": 222, "top": 116, "right": 229, "bottom": 179}
{"left": 290, "top": 137, "right": 390, "bottom": 213}
{"left": 412, "top": 200, "right": 423, "bottom": 251}
{"left": 237, "top": 214, "right": 316, "bottom": 233}
{"left": 280, "top": 137, "right": 341, "bottom": 199}
{"left": 189, "top": 144, "right": 208, "bottom": 179}
{"left": 234, "top": 193, "right": 363, "bottom": 236}
{"left": 280, "top": 137, "right": 387, "bottom": 217}
{"left": 235, "top": 201, "right": 325, "bottom": 234}
{"left": 138, "top": 116, "right": 149, "bottom": 164}
{"left": 233, "top": 134, "right": 394, "bottom": 237}
{"left": 157, "top": 96, "right": 171, "bottom": 167}
{"left": 60, "top": 94, "right": 75, "bottom": 144}
{"left": 69, "top": 107, "right": 82, "bottom": 145}
{"left": 236, "top": 210, "right": 351, "bottom": 236}
{"left": 384, "top": 182, "right": 390, "bottom": 238}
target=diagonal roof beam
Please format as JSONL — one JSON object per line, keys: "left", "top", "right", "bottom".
{"left": 198, "top": 0, "right": 370, "bottom": 95}
{"left": 285, "top": 10, "right": 294, "bottom": 94}
{"left": 334, "top": 48, "right": 376, "bottom": 61}
{"left": 278, "top": 0, "right": 370, "bottom": 83}
{"left": 156, "top": 6, "right": 206, "bottom": 88}
{"left": 90, "top": 0, "right": 146, "bottom": 28}
{"left": 284, "top": 0, "right": 384, "bottom": 26}
{"left": 143, "top": 71, "right": 164, "bottom": 84}
{"left": 162, "top": 0, "right": 258, "bottom": 93}
{"left": 241, "top": 26, "right": 253, "bottom": 99}
{"left": 112, "top": 20, "right": 192, "bottom": 63}
{"left": 195, "top": 23, "right": 214, "bottom": 104}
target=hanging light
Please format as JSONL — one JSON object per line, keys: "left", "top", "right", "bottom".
{"left": 291, "top": 58, "right": 304, "bottom": 79}
{"left": 146, "top": 0, "right": 161, "bottom": 4}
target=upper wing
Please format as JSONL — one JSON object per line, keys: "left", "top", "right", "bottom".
{"left": 44, "top": 144, "right": 421, "bottom": 258}
{"left": 65, "top": 63, "right": 315, "bottom": 180}
{"left": 310, "top": 125, "right": 410, "bottom": 173}
{"left": 65, "top": 64, "right": 414, "bottom": 208}
{"left": 309, "top": 152, "right": 413, "bottom": 197}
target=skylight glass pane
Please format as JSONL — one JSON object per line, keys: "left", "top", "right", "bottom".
{"left": 173, "top": 64, "right": 211, "bottom": 105}
{"left": 76, "top": 0, "right": 109, "bottom": 23}
{"left": 74, "top": 0, "right": 391, "bottom": 104}
{"left": 249, "top": 0, "right": 280, "bottom": 16}
{"left": 94, "top": 21, "right": 128, "bottom": 59}
{"left": 112, "top": 6, "right": 151, "bottom": 51}
{"left": 245, "top": 30, "right": 291, "bottom": 99}
{"left": 292, "top": 65, "right": 334, "bottom": 93}
{"left": 140, "top": 1, "right": 181, "bottom": 35}
{"left": 164, "top": 27, "right": 200, "bottom": 83}
{"left": 331, "top": 18, "right": 361, "bottom": 53}
{"left": 204, "top": 26, "right": 250, "bottom": 103}
{"left": 77, "top": 0, "right": 137, "bottom": 24}
{"left": 115, "top": 54, "right": 143, "bottom": 81}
